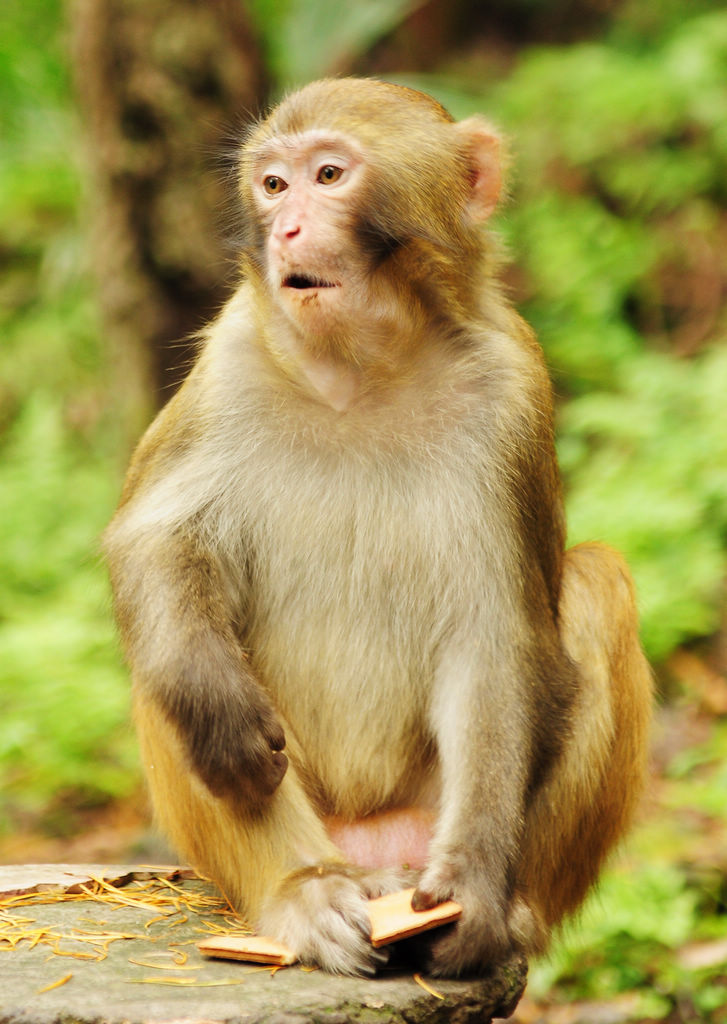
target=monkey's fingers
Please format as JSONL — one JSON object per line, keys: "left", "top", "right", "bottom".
{"left": 231, "top": 743, "right": 288, "bottom": 799}
{"left": 262, "top": 748, "right": 288, "bottom": 792}
{"left": 257, "top": 708, "right": 286, "bottom": 754}
{"left": 411, "top": 884, "right": 445, "bottom": 912}
{"left": 199, "top": 737, "right": 288, "bottom": 801}
{"left": 259, "top": 864, "right": 392, "bottom": 976}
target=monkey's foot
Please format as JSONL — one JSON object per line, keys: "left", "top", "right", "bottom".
{"left": 413, "top": 867, "right": 516, "bottom": 977}
{"left": 258, "top": 862, "right": 414, "bottom": 975}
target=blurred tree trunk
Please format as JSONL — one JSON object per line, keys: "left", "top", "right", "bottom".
{"left": 72, "top": 0, "right": 268, "bottom": 431}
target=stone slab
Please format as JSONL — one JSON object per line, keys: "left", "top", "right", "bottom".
{"left": 0, "top": 865, "right": 527, "bottom": 1024}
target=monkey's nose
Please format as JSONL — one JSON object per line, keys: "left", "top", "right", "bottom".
{"left": 273, "top": 221, "right": 301, "bottom": 243}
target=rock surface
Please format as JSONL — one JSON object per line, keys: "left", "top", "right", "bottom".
{"left": 0, "top": 865, "right": 527, "bottom": 1024}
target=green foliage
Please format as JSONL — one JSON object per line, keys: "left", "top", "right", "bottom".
{"left": 530, "top": 719, "right": 727, "bottom": 1021}
{"left": 0, "top": 313, "right": 136, "bottom": 834}
{"left": 0, "top": 0, "right": 69, "bottom": 125}
{"left": 0, "top": 0, "right": 134, "bottom": 832}
{"left": 531, "top": 864, "right": 698, "bottom": 998}
{"left": 560, "top": 347, "right": 727, "bottom": 659}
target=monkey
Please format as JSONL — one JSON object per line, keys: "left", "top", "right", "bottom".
{"left": 104, "top": 77, "right": 652, "bottom": 979}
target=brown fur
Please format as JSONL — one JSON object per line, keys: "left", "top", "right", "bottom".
{"left": 104, "top": 78, "right": 652, "bottom": 977}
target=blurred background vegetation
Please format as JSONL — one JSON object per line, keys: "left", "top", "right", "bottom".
{"left": 1, "top": 0, "right": 726, "bottom": 1019}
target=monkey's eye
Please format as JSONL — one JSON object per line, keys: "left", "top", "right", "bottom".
{"left": 263, "top": 175, "right": 288, "bottom": 195}
{"left": 317, "top": 165, "right": 343, "bottom": 185}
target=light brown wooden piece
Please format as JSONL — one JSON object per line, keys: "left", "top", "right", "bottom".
{"left": 197, "top": 888, "right": 462, "bottom": 964}
{"left": 368, "top": 887, "right": 462, "bottom": 948}
{"left": 197, "top": 933, "right": 297, "bottom": 965}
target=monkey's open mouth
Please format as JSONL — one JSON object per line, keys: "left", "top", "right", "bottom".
{"left": 283, "top": 274, "right": 338, "bottom": 290}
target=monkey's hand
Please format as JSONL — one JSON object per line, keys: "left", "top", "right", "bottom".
{"left": 412, "top": 858, "right": 518, "bottom": 976}
{"left": 161, "top": 659, "right": 288, "bottom": 804}
{"left": 259, "top": 863, "right": 414, "bottom": 976}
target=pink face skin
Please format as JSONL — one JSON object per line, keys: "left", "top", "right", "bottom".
{"left": 249, "top": 128, "right": 427, "bottom": 411}
{"left": 251, "top": 130, "right": 371, "bottom": 341}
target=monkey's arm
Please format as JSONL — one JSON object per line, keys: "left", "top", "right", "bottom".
{"left": 105, "top": 521, "right": 287, "bottom": 804}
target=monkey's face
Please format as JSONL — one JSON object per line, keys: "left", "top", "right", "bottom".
{"left": 241, "top": 80, "right": 504, "bottom": 366}
{"left": 249, "top": 130, "right": 376, "bottom": 345}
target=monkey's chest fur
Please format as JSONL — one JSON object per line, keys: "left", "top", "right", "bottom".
{"left": 205, "top": 383, "right": 506, "bottom": 819}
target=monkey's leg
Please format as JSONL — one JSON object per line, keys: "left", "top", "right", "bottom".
{"left": 516, "top": 542, "right": 652, "bottom": 952}
{"left": 134, "top": 692, "right": 411, "bottom": 975}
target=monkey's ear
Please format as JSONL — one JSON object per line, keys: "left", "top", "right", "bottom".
{"left": 456, "top": 117, "right": 503, "bottom": 223}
